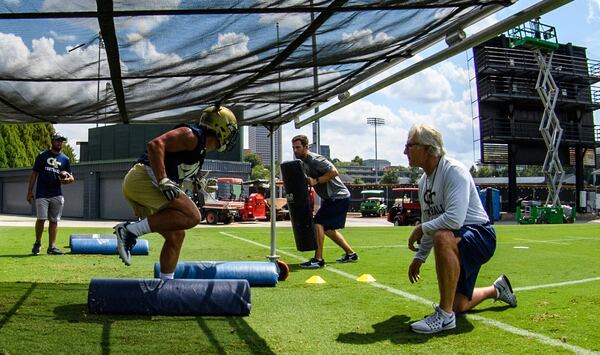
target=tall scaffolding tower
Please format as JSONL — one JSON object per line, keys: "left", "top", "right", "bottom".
{"left": 471, "top": 20, "right": 600, "bottom": 223}
{"left": 507, "top": 19, "right": 563, "bottom": 207}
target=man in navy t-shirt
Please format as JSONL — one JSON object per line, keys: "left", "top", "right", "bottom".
{"left": 26, "top": 132, "right": 75, "bottom": 255}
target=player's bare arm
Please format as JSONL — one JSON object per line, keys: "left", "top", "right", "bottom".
{"left": 309, "top": 167, "right": 339, "bottom": 186}
{"left": 147, "top": 127, "right": 199, "bottom": 181}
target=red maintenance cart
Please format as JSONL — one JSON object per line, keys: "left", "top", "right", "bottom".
{"left": 387, "top": 187, "right": 421, "bottom": 226}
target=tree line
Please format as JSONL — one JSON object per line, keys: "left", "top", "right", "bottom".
{"left": 0, "top": 123, "right": 77, "bottom": 168}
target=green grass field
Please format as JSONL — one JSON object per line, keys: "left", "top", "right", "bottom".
{"left": 1, "top": 224, "right": 599, "bottom": 354}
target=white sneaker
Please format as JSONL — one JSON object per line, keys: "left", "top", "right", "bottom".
{"left": 114, "top": 222, "right": 137, "bottom": 266}
{"left": 410, "top": 306, "right": 456, "bottom": 334}
{"left": 494, "top": 274, "right": 517, "bottom": 307}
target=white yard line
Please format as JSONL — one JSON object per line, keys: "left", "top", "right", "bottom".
{"left": 514, "top": 277, "right": 600, "bottom": 292}
{"left": 513, "top": 238, "right": 570, "bottom": 245}
{"left": 277, "top": 245, "right": 406, "bottom": 250}
{"left": 562, "top": 237, "right": 600, "bottom": 242}
{"left": 513, "top": 236, "right": 599, "bottom": 245}
{"left": 220, "top": 231, "right": 598, "bottom": 355}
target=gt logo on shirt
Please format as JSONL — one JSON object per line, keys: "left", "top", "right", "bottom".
{"left": 46, "top": 157, "right": 62, "bottom": 169}
{"left": 424, "top": 189, "right": 436, "bottom": 205}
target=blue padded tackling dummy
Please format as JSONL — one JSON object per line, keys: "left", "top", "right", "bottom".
{"left": 69, "top": 234, "right": 114, "bottom": 247}
{"left": 87, "top": 278, "right": 251, "bottom": 316}
{"left": 70, "top": 238, "right": 149, "bottom": 255}
{"left": 154, "top": 261, "right": 279, "bottom": 286}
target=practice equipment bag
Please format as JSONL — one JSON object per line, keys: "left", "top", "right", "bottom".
{"left": 280, "top": 160, "right": 317, "bottom": 251}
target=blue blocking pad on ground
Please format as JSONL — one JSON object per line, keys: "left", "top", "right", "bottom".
{"left": 154, "top": 261, "right": 279, "bottom": 286}
{"left": 69, "top": 234, "right": 115, "bottom": 247}
{"left": 87, "top": 278, "right": 251, "bottom": 316}
{"left": 70, "top": 237, "right": 149, "bottom": 255}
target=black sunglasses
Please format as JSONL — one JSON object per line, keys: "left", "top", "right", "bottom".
{"left": 404, "top": 142, "right": 421, "bottom": 150}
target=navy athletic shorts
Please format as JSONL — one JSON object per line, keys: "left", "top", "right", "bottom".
{"left": 453, "top": 222, "right": 497, "bottom": 300}
{"left": 314, "top": 197, "right": 350, "bottom": 231}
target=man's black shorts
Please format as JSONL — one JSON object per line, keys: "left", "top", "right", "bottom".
{"left": 314, "top": 197, "right": 350, "bottom": 231}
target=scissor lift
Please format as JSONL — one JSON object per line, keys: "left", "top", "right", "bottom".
{"left": 508, "top": 19, "right": 570, "bottom": 223}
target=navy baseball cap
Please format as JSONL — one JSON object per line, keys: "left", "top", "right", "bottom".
{"left": 51, "top": 132, "right": 67, "bottom": 141}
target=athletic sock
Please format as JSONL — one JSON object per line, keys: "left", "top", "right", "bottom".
{"left": 438, "top": 307, "right": 454, "bottom": 318}
{"left": 126, "top": 218, "right": 151, "bottom": 236}
{"left": 159, "top": 272, "right": 174, "bottom": 280}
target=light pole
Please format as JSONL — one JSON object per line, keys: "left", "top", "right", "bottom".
{"left": 366, "top": 117, "right": 385, "bottom": 183}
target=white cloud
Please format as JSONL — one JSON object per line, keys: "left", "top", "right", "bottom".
{"left": 282, "top": 99, "right": 408, "bottom": 164}
{"left": 256, "top": 0, "right": 310, "bottom": 30}
{"left": 341, "top": 29, "right": 392, "bottom": 48}
{"left": 258, "top": 12, "right": 309, "bottom": 31}
{"left": 465, "top": 14, "right": 499, "bottom": 37}
{"left": 42, "top": 1, "right": 181, "bottom": 35}
{"left": 378, "top": 66, "right": 453, "bottom": 102}
{"left": 48, "top": 30, "right": 77, "bottom": 42}
{"left": 42, "top": 0, "right": 181, "bottom": 13}
{"left": 41, "top": 0, "right": 95, "bottom": 12}
{"left": 203, "top": 32, "right": 251, "bottom": 65}
{"left": 0, "top": 32, "right": 30, "bottom": 72}
{"left": 282, "top": 94, "right": 477, "bottom": 168}
{"left": 588, "top": 0, "right": 600, "bottom": 22}
{"left": 439, "top": 61, "right": 469, "bottom": 84}
{"left": 349, "top": 53, "right": 467, "bottom": 106}
{"left": 127, "top": 33, "right": 182, "bottom": 67}
{"left": 0, "top": 31, "right": 116, "bottom": 130}
{"left": 119, "top": 16, "right": 172, "bottom": 37}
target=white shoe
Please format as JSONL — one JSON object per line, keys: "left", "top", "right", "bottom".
{"left": 494, "top": 274, "right": 517, "bottom": 307}
{"left": 410, "top": 306, "right": 456, "bottom": 334}
{"left": 114, "top": 222, "right": 137, "bottom": 266}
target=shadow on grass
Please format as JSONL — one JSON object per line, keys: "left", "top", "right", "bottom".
{"left": 287, "top": 264, "right": 304, "bottom": 272}
{"left": 194, "top": 317, "right": 275, "bottom": 355}
{"left": 337, "top": 314, "right": 474, "bottom": 345}
{"left": 466, "top": 304, "right": 512, "bottom": 314}
{"left": 287, "top": 263, "right": 326, "bottom": 273}
{"left": 0, "top": 283, "right": 37, "bottom": 331}
{"left": 228, "top": 317, "right": 275, "bottom": 355}
{"left": 54, "top": 304, "right": 151, "bottom": 355}
{"left": 0, "top": 254, "right": 38, "bottom": 258}
{"left": 53, "top": 304, "right": 274, "bottom": 354}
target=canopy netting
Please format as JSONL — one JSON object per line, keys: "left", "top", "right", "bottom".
{"left": 0, "top": 1, "right": 514, "bottom": 126}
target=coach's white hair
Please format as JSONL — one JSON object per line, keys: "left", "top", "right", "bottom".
{"left": 408, "top": 124, "right": 446, "bottom": 157}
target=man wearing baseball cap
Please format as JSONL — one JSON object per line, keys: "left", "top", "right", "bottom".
{"left": 26, "top": 131, "right": 75, "bottom": 255}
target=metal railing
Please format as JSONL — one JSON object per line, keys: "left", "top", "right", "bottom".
{"left": 475, "top": 46, "right": 596, "bottom": 79}
{"left": 480, "top": 118, "right": 598, "bottom": 143}
{"left": 477, "top": 75, "right": 600, "bottom": 106}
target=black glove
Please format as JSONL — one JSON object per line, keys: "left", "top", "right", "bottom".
{"left": 159, "top": 178, "right": 181, "bottom": 201}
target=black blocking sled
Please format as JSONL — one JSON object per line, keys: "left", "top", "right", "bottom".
{"left": 280, "top": 160, "right": 317, "bottom": 251}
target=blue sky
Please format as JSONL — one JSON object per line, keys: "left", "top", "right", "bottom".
{"left": 276, "top": 0, "right": 600, "bottom": 168}
{"left": 29, "top": 0, "right": 598, "bottom": 167}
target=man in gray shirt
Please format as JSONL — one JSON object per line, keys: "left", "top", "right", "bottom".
{"left": 292, "top": 134, "right": 358, "bottom": 268}
{"left": 404, "top": 124, "right": 516, "bottom": 334}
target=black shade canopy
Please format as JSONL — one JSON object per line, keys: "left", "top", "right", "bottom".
{"left": 0, "top": 1, "right": 515, "bottom": 127}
